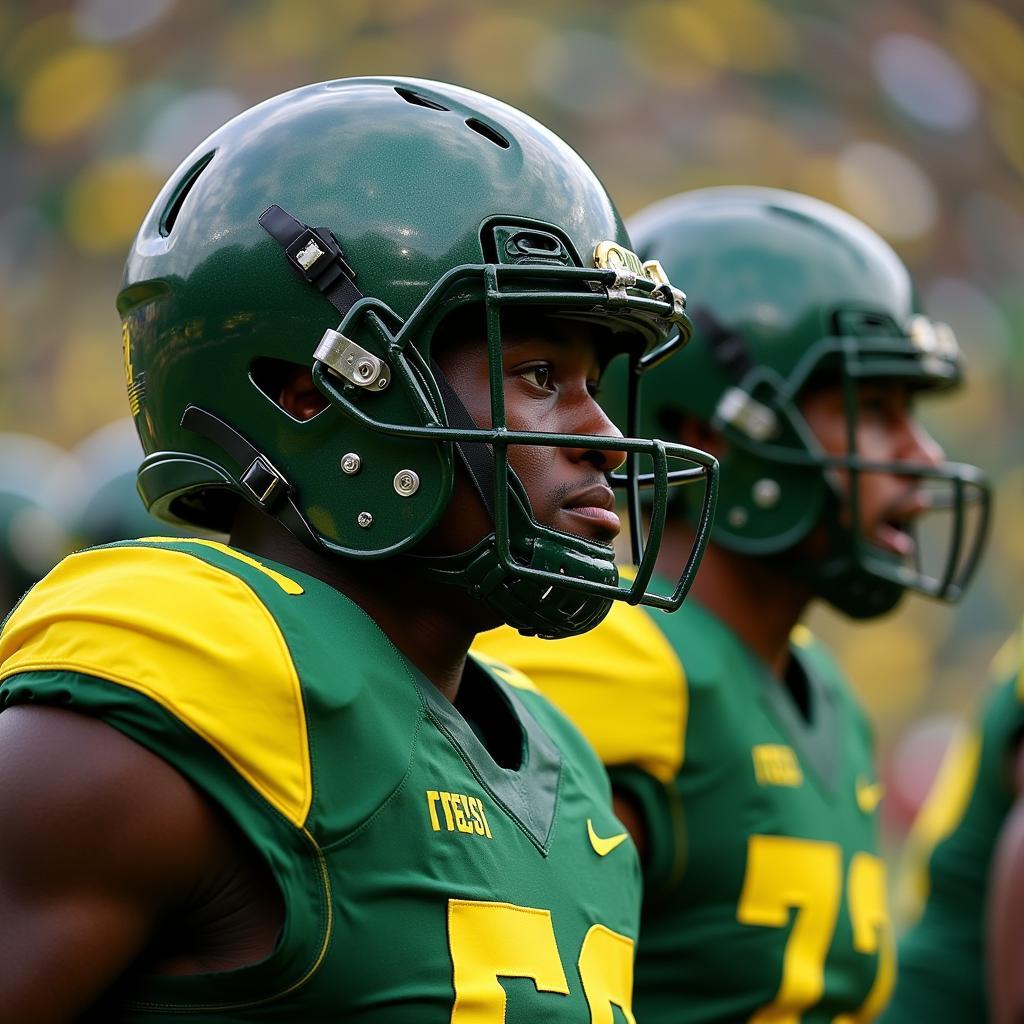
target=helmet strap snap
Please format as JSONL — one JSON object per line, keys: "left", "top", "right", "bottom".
{"left": 258, "top": 203, "right": 364, "bottom": 319}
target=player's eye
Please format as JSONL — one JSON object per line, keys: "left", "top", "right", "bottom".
{"left": 858, "top": 392, "right": 900, "bottom": 422}
{"left": 519, "top": 365, "right": 554, "bottom": 391}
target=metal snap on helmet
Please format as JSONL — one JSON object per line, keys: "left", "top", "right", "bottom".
{"left": 626, "top": 186, "right": 990, "bottom": 619}
{"left": 118, "top": 78, "right": 718, "bottom": 638}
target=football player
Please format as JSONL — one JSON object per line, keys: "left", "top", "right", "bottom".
{"left": 0, "top": 433, "right": 69, "bottom": 619}
{"left": 883, "top": 625, "right": 1024, "bottom": 1024}
{"left": 0, "top": 79, "right": 717, "bottom": 1021}
{"left": 475, "top": 187, "right": 990, "bottom": 1022}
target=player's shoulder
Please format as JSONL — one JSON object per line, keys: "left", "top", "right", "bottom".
{"left": 474, "top": 596, "right": 688, "bottom": 691}
{"left": 4, "top": 535, "right": 301, "bottom": 616}
{"left": 2, "top": 538, "right": 307, "bottom": 683}
{"left": 0, "top": 536, "right": 379, "bottom": 676}
{"left": 472, "top": 599, "right": 691, "bottom": 782}
{"left": 0, "top": 538, "right": 394, "bottom": 830}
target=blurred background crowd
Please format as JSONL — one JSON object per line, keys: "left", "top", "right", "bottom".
{"left": 1, "top": 0, "right": 1022, "bottom": 862}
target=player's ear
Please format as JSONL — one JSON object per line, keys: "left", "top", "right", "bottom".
{"left": 276, "top": 367, "right": 329, "bottom": 422}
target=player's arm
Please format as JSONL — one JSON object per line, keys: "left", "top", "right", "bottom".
{"left": 612, "top": 792, "right": 648, "bottom": 861}
{"left": 0, "top": 704, "right": 228, "bottom": 1024}
{"left": 609, "top": 766, "right": 685, "bottom": 890}
{"left": 988, "top": 737, "right": 1024, "bottom": 1024}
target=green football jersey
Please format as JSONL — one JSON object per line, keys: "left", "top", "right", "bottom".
{"left": 882, "top": 629, "right": 1024, "bottom": 1024}
{"left": 475, "top": 585, "right": 893, "bottom": 1023}
{"left": 0, "top": 538, "right": 642, "bottom": 1023}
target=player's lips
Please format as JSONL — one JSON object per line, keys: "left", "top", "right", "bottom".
{"left": 870, "top": 491, "right": 931, "bottom": 558}
{"left": 562, "top": 484, "right": 620, "bottom": 540}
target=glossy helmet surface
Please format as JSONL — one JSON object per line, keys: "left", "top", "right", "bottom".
{"left": 118, "top": 78, "right": 717, "bottom": 637}
{"left": 627, "top": 187, "right": 989, "bottom": 618}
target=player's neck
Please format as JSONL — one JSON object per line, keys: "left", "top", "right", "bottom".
{"left": 229, "top": 506, "right": 484, "bottom": 702}
{"left": 655, "top": 525, "right": 812, "bottom": 678}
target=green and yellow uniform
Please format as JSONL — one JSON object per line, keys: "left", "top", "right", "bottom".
{"left": 0, "top": 539, "right": 641, "bottom": 1023}
{"left": 882, "top": 629, "right": 1024, "bottom": 1023}
{"left": 475, "top": 588, "right": 894, "bottom": 1023}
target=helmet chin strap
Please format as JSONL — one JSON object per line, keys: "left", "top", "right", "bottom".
{"left": 771, "top": 491, "right": 905, "bottom": 620}
{"left": 179, "top": 404, "right": 322, "bottom": 548}
{"left": 428, "top": 361, "right": 500, "bottom": 524}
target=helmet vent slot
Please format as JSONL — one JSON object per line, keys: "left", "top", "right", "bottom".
{"left": 159, "top": 151, "right": 215, "bottom": 238}
{"left": 465, "top": 118, "right": 510, "bottom": 149}
{"left": 834, "top": 310, "right": 901, "bottom": 338}
{"left": 394, "top": 87, "right": 449, "bottom": 111}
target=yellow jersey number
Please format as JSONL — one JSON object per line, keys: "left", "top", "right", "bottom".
{"left": 448, "top": 899, "right": 635, "bottom": 1023}
{"left": 737, "top": 835, "right": 895, "bottom": 1024}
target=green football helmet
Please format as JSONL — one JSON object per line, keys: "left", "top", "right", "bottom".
{"left": 118, "top": 78, "right": 717, "bottom": 638}
{"left": 0, "top": 434, "right": 70, "bottom": 619}
{"left": 626, "top": 187, "right": 990, "bottom": 619}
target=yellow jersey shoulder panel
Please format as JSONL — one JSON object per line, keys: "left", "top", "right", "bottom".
{"left": 469, "top": 651, "right": 539, "bottom": 691}
{"left": 0, "top": 544, "right": 312, "bottom": 827}
{"left": 472, "top": 600, "right": 686, "bottom": 783}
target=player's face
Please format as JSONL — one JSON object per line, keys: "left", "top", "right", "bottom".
{"left": 800, "top": 380, "right": 943, "bottom": 559}
{"left": 434, "top": 317, "right": 627, "bottom": 548}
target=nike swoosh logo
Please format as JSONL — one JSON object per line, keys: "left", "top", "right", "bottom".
{"left": 856, "top": 778, "right": 885, "bottom": 814}
{"left": 587, "top": 818, "right": 629, "bottom": 857}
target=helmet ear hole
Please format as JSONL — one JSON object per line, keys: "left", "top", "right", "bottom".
{"left": 249, "top": 358, "right": 328, "bottom": 423}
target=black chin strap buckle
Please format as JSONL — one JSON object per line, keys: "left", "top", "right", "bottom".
{"left": 239, "top": 457, "right": 287, "bottom": 509}
{"left": 180, "top": 404, "right": 321, "bottom": 547}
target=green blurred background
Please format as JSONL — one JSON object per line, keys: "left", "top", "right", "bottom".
{"left": 1, "top": 0, "right": 1022, "bottom": 848}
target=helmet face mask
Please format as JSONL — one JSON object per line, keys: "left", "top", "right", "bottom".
{"left": 627, "top": 186, "right": 990, "bottom": 619}
{"left": 305, "top": 258, "right": 719, "bottom": 637}
{"left": 120, "top": 78, "right": 719, "bottom": 638}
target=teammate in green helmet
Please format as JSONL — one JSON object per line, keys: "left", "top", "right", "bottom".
{"left": 882, "top": 625, "right": 1024, "bottom": 1024}
{"left": 476, "top": 186, "right": 990, "bottom": 1023}
{"left": 0, "top": 434, "right": 69, "bottom": 619}
{"left": 622, "top": 186, "right": 989, "bottom": 618}
{"left": 0, "top": 79, "right": 716, "bottom": 1022}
